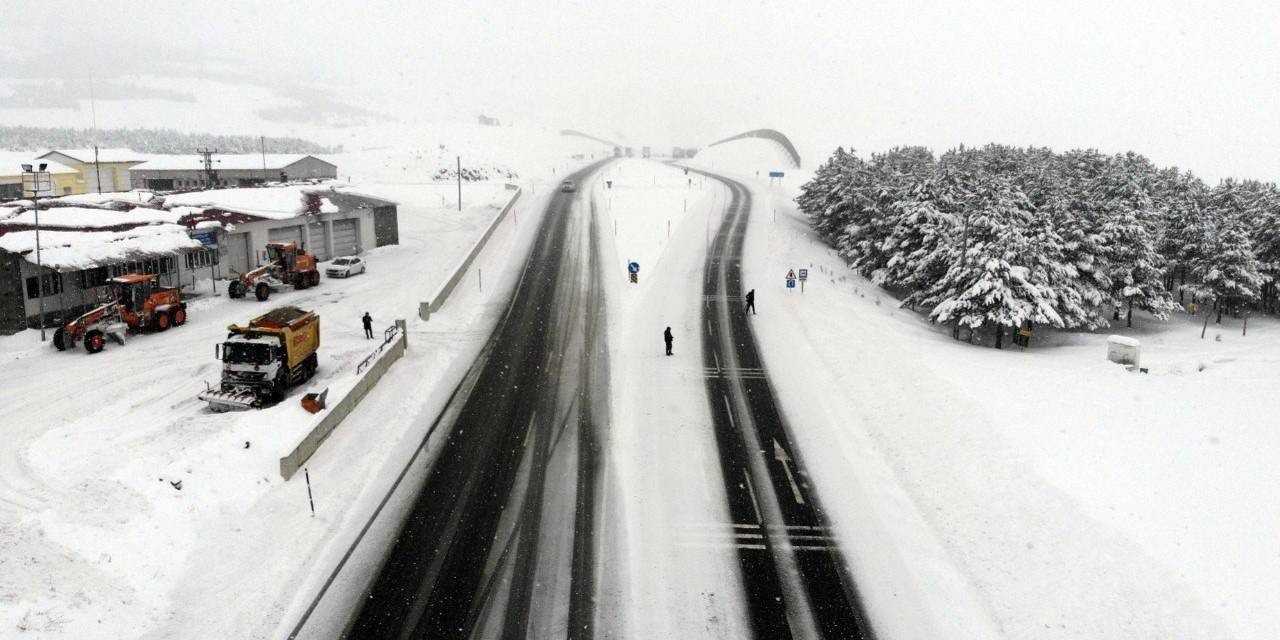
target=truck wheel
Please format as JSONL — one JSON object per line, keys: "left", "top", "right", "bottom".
{"left": 304, "top": 354, "right": 318, "bottom": 381}
{"left": 171, "top": 308, "right": 186, "bottom": 326}
{"left": 84, "top": 330, "right": 106, "bottom": 354}
{"left": 255, "top": 283, "right": 270, "bottom": 301}
{"left": 154, "top": 312, "right": 171, "bottom": 332}
{"left": 53, "top": 327, "right": 67, "bottom": 351}
{"left": 309, "top": 271, "right": 320, "bottom": 287}
{"left": 228, "top": 280, "right": 244, "bottom": 298}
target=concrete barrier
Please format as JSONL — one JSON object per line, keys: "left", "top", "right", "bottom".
{"left": 420, "top": 184, "right": 522, "bottom": 319}
{"left": 279, "top": 319, "right": 408, "bottom": 480}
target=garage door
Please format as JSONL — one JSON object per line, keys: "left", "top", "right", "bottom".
{"left": 307, "top": 222, "right": 329, "bottom": 261}
{"left": 225, "top": 233, "right": 251, "bottom": 274}
{"left": 331, "top": 219, "right": 360, "bottom": 257}
{"left": 267, "top": 225, "right": 304, "bottom": 267}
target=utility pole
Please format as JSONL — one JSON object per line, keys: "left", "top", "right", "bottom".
{"left": 457, "top": 156, "right": 462, "bottom": 211}
{"left": 196, "top": 148, "right": 219, "bottom": 187}
{"left": 93, "top": 145, "right": 103, "bottom": 194}
{"left": 260, "top": 136, "right": 268, "bottom": 184}
{"left": 21, "top": 164, "right": 52, "bottom": 341}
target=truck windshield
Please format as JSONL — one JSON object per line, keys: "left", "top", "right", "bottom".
{"left": 223, "top": 342, "right": 273, "bottom": 365}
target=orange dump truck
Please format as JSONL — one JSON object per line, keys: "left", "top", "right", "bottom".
{"left": 198, "top": 306, "right": 320, "bottom": 411}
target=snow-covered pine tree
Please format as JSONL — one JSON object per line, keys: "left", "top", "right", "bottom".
{"left": 878, "top": 166, "right": 965, "bottom": 297}
{"left": 921, "top": 178, "right": 1063, "bottom": 348}
{"left": 1241, "top": 181, "right": 1280, "bottom": 312}
{"left": 1052, "top": 149, "right": 1114, "bottom": 327}
{"left": 1193, "top": 182, "right": 1265, "bottom": 322}
{"left": 1092, "top": 155, "right": 1177, "bottom": 326}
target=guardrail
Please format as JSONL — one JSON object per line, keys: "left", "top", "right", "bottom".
{"left": 419, "top": 184, "right": 522, "bottom": 320}
{"left": 279, "top": 319, "right": 408, "bottom": 480}
{"left": 357, "top": 323, "right": 401, "bottom": 375}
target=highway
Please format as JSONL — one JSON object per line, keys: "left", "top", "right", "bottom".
{"left": 696, "top": 169, "right": 878, "bottom": 640}
{"left": 345, "top": 160, "right": 610, "bottom": 639}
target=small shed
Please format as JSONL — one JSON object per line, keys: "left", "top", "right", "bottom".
{"left": 1106, "top": 335, "right": 1141, "bottom": 368}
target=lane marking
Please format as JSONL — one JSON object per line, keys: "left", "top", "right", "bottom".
{"left": 742, "top": 469, "right": 762, "bottom": 524}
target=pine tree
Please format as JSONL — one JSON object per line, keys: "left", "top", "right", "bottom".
{"left": 921, "top": 180, "right": 1062, "bottom": 347}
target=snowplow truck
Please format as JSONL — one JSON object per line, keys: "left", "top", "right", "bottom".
{"left": 228, "top": 242, "right": 320, "bottom": 301}
{"left": 53, "top": 274, "right": 187, "bottom": 354}
{"left": 198, "top": 306, "right": 320, "bottom": 411}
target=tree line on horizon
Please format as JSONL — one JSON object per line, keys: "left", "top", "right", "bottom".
{"left": 0, "top": 125, "right": 339, "bottom": 156}
{"left": 796, "top": 144, "right": 1280, "bottom": 348}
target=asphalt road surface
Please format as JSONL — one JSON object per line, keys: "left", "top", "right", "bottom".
{"left": 345, "top": 161, "right": 610, "bottom": 639}
{"left": 696, "top": 169, "right": 877, "bottom": 640}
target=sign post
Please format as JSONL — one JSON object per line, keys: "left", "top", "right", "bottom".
{"left": 785, "top": 269, "right": 796, "bottom": 291}
{"left": 628, "top": 260, "right": 640, "bottom": 284}
{"left": 798, "top": 268, "right": 808, "bottom": 293}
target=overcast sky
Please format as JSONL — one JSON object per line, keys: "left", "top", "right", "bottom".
{"left": 2, "top": 0, "right": 1279, "bottom": 180}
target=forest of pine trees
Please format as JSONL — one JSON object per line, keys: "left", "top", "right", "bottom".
{"left": 797, "top": 144, "right": 1280, "bottom": 348}
{"left": 0, "top": 125, "right": 337, "bottom": 155}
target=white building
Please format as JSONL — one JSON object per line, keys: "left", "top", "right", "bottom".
{"left": 130, "top": 154, "right": 337, "bottom": 190}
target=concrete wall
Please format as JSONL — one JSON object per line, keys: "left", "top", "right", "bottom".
{"left": 421, "top": 185, "right": 521, "bottom": 319}
{"left": 279, "top": 319, "right": 407, "bottom": 480}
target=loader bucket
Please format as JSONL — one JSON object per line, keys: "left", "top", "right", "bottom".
{"left": 198, "top": 388, "right": 261, "bottom": 412}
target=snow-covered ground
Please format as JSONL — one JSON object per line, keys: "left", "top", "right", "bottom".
{"left": 589, "top": 159, "right": 754, "bottom": 637}
{"left": 687, "top": 139, "right": 1280, "bottom": 639}
{"left": 0, "top": 124, "right": 607, "bottom": 637}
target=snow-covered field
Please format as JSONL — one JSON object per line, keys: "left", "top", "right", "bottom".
{"left": 0, "top": 125, "right": 608, "bottom": 637}
{"left": 689, "top": 140, "right": 1280, "bottom": 639}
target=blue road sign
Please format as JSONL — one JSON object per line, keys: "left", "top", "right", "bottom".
{"left": 798, "top": 268, "right": 808, "bottom": 281}
{"left": 628, "top": 261, "right": 640, "bottom": 273}
{"left": 786, "top": 279, "right": 796, "bottom": 288}
{"left": 769, "top": 171, "right": 785, "bottom": 178}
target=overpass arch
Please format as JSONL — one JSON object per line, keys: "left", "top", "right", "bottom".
{"left": 706, "top": 129, "right": 802, "bottom": 168}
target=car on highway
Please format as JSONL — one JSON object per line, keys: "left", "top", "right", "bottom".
{"left": 560, "top": 179, "right": 576, "bottom": 192}
{"left": 324, "top": 256, "right": 367, "bottom": 278}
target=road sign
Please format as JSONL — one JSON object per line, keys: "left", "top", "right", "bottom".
{"left": 785, "top": 269, "right": 795, "bottom": 280}
{"left": 769, "top": 171, "right": 785, "bottom": 178}
{"left": 798, "top": 269, "right": 808, "bottom": 281}
{"left": 786, "top": 279, "right": 796, "bottom": 289}
{"left": 629, "top": 272, "right": 638, "bottom": 284}
{"left": 190, "top": 231, "right": 218, "bottom": 247}
{"left": 628, "top": 261, "right": 640, "bottom": 274}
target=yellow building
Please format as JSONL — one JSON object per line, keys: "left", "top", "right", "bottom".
{"left": 37, "top": 148, "right": 148, "bottom": 194}
{"left": 0, "top": 152, "right": 80, "bottom": 199}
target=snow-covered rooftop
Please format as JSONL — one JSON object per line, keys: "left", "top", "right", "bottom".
{"left": 133, "top": 154, "right": 332, "bottom": 172}
{"left": 0, "top": 224, "right": 200, "bottom": 271}
{"left": 0, "top": 206, "right": 180, "bottom": 229}
{"left": 161, "top": 185, "right": 322, "bottom": 219}
{"left": 39, "top": 148, "right": 149, "bottom": 164}
{"left": 47, "top": 191, "right": 157, "bottom": 207}
{"left": 0, "top": 151, "right": 77, "bottom": 177}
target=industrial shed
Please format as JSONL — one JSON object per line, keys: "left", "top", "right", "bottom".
{"left": 130, "top": 154, "right": 337, "bottom": 190}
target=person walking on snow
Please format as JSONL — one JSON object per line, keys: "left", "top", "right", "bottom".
{"left": 745, "top": 289, "right": 756, "bottom": 315}
{"left": 664, "top": 326, "right": 674, "bottom": 356}
{"left": 362, "top": 312, "right": 374, "bottom": 339}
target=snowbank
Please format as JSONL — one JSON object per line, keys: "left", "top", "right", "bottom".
{"left": 686, "top": 137, "right": 798, "bottom": 175}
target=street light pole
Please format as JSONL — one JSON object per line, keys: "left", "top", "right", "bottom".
{"left": 457, "top": 156, "right": 462, "bottom": 212}
{"left": 21, "top": 163, "right": 51, "bottom": 341}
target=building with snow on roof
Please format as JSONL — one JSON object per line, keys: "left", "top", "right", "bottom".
{"left": 0, "top": 183, "right": 396, "bottom": 334}
{"left": 130, "top": 154, "right": 337, "bottom": 191}
{"left": 37, "top": 148, "right": 149, "bottom": 194}
{"left": 0, "top": 152, "right": 80, "bottom": 199}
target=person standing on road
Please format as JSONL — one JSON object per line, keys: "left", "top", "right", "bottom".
{"left": 664, "top": 326, "right": 673, "bottom": 356}
{"left": 746, "top": 289, "right": 756, "bottom": 315}
{"left": 362, "top": 312, "right": 374, "bottom": 339}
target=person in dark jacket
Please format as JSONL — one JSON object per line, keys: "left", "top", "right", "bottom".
{"left": 745, "top": 289, "right": 756, "bottom": 315}
{"left": 362, "top": 312, "right": 374, "bottom": 339}
{"left": 664, "top": 326, "right": 673, "bottom": 356}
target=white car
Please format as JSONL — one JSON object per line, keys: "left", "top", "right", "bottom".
{"left": 325, "top": 256, "right": 366, "bottom": 278}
